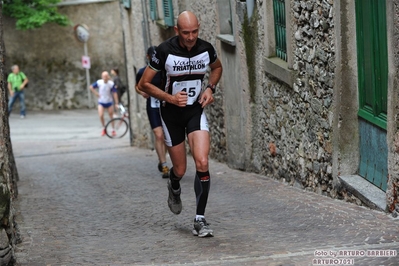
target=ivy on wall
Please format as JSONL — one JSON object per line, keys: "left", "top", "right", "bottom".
{"left": 242, "top": 5, "right": 259, "bottom": 103}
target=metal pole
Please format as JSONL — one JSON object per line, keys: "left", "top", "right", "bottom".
{"left": 84, "top": 42, "right": 92, "bottom": 108}
{"left": 119, "top": 2, "right": 134, "bottom": 146}
{"left": 141, "top": 0, "right": 151, "bottom": 52}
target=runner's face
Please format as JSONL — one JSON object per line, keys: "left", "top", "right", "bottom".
{"left": 176, "top": 25, "right": 199, "bottom": 50}
{"left": 12, "top": 67, "right": 19, "bottom": 74}
{"left": 102, "top": 72, "right": 109, "bottom": 82}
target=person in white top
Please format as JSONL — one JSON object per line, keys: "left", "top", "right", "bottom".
{"left": 90, "top": 71, "right": 119, "bottom": 136}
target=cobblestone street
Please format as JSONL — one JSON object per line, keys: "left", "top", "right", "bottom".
{"left": 9, "top": 110, "right": 399, "bottom": 265}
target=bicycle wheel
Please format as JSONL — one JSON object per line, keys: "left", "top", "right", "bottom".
{"left": 105, "top": 118, "right": 129, "bottom": 138}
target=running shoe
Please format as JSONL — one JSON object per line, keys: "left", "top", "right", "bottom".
{"left": 192, "top": 218, "right": 213, "bottom": 237}
{"left": 112, "top": 130, "right": 117, "bottom": 137}
{"left": 101, "top": 128, "right": 106, "bottom": 136}
{"left": 158, "top": 162, "right": 163, "bottom": 172}
{"left": 167, "top": 180, "right": 182, "bottom": 214}
{"left": 162, "top": 166, "right": 170, "bottom": 178}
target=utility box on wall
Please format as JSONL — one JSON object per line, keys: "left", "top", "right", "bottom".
{"left": 122, "top": 0, "right": 131, "bottom": 9}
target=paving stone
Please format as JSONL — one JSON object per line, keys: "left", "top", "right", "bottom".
{"left": 9, "top": 110, "right": 399, "bottom": 265}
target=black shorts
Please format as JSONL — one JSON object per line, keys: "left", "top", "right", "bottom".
{"left": 146, "top": 99, "right": 162, "bottom": 129}
{"left": 160, "top": 103, "right": 209, "bottom": 147}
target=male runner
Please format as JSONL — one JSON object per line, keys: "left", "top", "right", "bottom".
{"left": 136, "top": 46, "right": 170, "bottom": 178}
{"left": 138, "top": 11, "right": 223, "bottom": 237}
{"left": 90, "top": 71, "right": 119, "bottom": 136}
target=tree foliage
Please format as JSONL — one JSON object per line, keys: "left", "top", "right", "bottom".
{"left": 3, "top": 0, "right": 69, "bottom": 30}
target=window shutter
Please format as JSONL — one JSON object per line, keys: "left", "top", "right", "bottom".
{"left": 273, "top": 0, "right": 287, "bottom": 61}
{"left": 149, "top": 0, "right": 157, "bottom": 20}
{"left": 122, "top": 0, "right": 131, "bottom": 9}
{"left": 163, "top": 0, "right": 174, "bottom": 27}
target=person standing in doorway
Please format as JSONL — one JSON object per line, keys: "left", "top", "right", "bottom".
{"left": 136, "top": 46, "right": 170, "bottom": 179}
{"left": 90, "top": 71, "right": 119, "bottom": 136}
{"left": 8, "top": 65, "right": 28, "bottom": 118}
{"left": 138, "top": 11, "right": 223, "bottom": 237}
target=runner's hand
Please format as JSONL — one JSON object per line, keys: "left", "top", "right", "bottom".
{"left": 173, "top": 91, "right": 188, "bottom": 107}
{"left": 198, "top": 87, "right": 214, "bottom": 108}
{"left": 141, "top": 92, "right": 150, "bottom": 98}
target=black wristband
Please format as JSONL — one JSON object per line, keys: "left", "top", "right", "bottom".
{"left": 206, "top": 84, "right": 216, "bottom": 94}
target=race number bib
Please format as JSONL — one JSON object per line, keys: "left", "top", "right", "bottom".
{"left": 172, "top": 79, "right": 202, "bottom": 105}
{"left": 150, "top": 97, "right": 160, "bottom": 108}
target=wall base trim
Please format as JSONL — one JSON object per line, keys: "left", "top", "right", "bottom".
{"left": 339, "top": 175, "right": 387, "bottom": 212}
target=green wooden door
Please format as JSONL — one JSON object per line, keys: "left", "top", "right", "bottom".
{"left": 355, "top": 0, "right": 388, "bottom": 191}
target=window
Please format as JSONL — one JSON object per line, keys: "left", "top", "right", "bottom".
{"left": 263, "top": 0, "right": 293, "bottom": 87}
{"left": 162, "top": 0, "right": 174, "bottom": 27}
{"left": 216, "top": 0, "right": 235, "bottom": 46}
{"left": 273, "top": 0, "right": 287, "bottom": 61}
{"left": 152, "top": 0, "right": 174, "bottom": 28}
{"left": 149, "top": 0, "right": 158, "bottom": 20}
{"left": 122, "top": 0, "right": 131, "bottom": 9}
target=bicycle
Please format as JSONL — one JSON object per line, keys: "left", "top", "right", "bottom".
{"left": 105, "top": 104, "right": 129, "bottom": 138}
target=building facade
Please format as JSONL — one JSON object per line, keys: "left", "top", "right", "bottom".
{"left": 122, "top": 0, "right": 399, "bottom": 213}
{"left": 4, "top": 0, "right": 126, "bottom": 110}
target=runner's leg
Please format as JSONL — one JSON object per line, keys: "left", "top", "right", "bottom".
{"left": 188, "top": 130, "right": 211, "bottom": 216}
{"left": 167, "top": 142, "right": 187, "bottom": 189}
{"left": 188, "top": 130, "right": 210, "bottom": 172}
{"left": 98, "top": 104, "right": 105, "bottom": 127}
{"left": 107, "top": 105, "right": 114, "bottom": 129}
{"left": 153, "top": 126, "right": 167, "bottom": 164}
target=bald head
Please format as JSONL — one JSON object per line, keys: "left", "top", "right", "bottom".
{"left": 176, "top": 11, "right": 199, "bottom": 29}
{"left": 175, "top": 11, "right": 200, "bottom": 51}
{"left": 102, "top": 71, "right": 110, "bottom": 82}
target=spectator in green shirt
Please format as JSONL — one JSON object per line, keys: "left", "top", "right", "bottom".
{"left": 7, "top": 65, "right": 28, "bottom": 118}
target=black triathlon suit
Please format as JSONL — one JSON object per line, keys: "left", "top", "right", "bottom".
{"left": 149, "top": 36, "right": 218, "bottom": 147}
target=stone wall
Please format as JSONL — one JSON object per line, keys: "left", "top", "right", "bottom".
{"left": 1, "top": 6, "right": 20, "bottom": 264}
{"left": 253, "top": 0, "right": 335, "bottom": 194}
{"left": 387, "top": 0, "right": 399, "bottom": 214}
{"left": 241, "top": 0, "right": 362, "bottom": 204}
{"left": 3, "top": 1, "right": 125, "bottom": 110}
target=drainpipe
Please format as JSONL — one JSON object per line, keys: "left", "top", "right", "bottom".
{"left": 118, "top": 2, "right": 134, "bottom": 146}
{"left": 141, "top": 0, "right": 151, "bottom": 54}
{"left": 247, "top": 0, "right": 254, "bottom": 19}
{"left": 140, "top": 0, "right": 156, "bottom": 148}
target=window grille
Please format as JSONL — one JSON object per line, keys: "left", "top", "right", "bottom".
{"left": 273, "top": 0, "right": 287, "bottom": 61}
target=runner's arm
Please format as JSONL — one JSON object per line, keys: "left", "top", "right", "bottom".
{"left": 207, "top": 58, "right": 223, "bottom": 90}
{"left": 199, "top": 58, "right": 223, "bottom": 108}
{"left": 89, "top": 83, "right": 100, "bottom": 98}
{"left": 138, "top": 67, "right": 188, "bottom": 107}
{"left": 135, "top": 70, "right": 149, "bottom": 98}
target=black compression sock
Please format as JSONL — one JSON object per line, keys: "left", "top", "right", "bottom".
{"left": 194, "top": 170, "right": 210, "bottom": 216}
{"left": 169, "top": 167, "right": 181, "bottom": 190}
